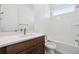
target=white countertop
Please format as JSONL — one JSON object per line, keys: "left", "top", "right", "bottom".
{"left": 0, "top": 32, "right": 45, "bottom": 48}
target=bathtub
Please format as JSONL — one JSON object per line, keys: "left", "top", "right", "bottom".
{"left": 50, "top": 40, "right": 79, "bottom": 54}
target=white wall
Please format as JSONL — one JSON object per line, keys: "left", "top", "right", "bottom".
{"left": 17, "top": 4, "right": 34, "bottom": 32}
{"left": 0, "top": 4, "right": 1, "bottom": 32}
{"left": 34, "top": 4, "right": 79, "bottom": 46}
{"left": 0, "top": 4, "right": 34, "bottom": 32}
{"left": 1, "top": 4, "right": 18, "bottom": 32}
{"left": 34, "top": 4, "right": 50, "bottom": 35}
{"left": 48, "top": 5, "right": 79, "bottom": 46}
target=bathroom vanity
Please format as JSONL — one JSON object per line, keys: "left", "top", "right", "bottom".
{"left": 0, "top": 33, "right": 45, "bottom": 54}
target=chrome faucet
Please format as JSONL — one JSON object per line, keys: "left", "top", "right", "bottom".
{"left": 19, "top": 24, "right": 28, "bottom": 35}
{"left": 24, "top": 27, "right": 26, "bottom": 35}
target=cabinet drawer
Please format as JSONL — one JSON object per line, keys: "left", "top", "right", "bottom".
{"left": 7, "top": 40, "right": 33, "bottom": 54}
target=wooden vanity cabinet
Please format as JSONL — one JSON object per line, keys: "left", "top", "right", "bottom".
{"left": 0, "top": 36, "right": 45, "bottom": 54}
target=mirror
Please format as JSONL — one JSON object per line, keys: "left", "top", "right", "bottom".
{"left": 0, "top": 4, "right": 35, "bottom": 33}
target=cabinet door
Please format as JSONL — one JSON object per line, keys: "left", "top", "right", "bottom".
{"left": 18, "top": 49, "right": 34, "bottom": 54}
{"left": 37, "top": 43, "right": 45, "bottom": 54}
{"left": 0, "top": 47, "right": 6, "bottom": 54}
{"left": 18, "top": 48, "right": 35, "bottom": 54}
{"left": 6, "top": 40, "right": 34, "bottom": 54}
{"left": 32, "top": 42, "right": 45, "bottom": 54}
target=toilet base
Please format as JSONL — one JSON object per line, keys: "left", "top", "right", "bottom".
{"left": 45, "top": 49, "right": 55, "bottom": 54}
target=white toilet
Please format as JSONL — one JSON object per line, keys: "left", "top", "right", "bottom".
{"left": 45, "top": 37, "right": 56, "bottom": 54}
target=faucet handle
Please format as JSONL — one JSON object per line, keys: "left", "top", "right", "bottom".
{"left": 77, "top": 34, "right": 79, "bottom": 37}
{"left": 75, "top": 39, "right": 79, "bottom": 46}
{"left": 75, "top": 39, "right": 79, "bottom": 42}
{"left": 20, "top": 28, "right": 23, "bottom": 31}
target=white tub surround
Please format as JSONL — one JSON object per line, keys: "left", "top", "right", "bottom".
{"left": 50, "top": 40, "right": 79, "bottom": 54}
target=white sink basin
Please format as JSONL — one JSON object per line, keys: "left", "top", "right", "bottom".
{"left": 18, "top": 33, "right": 37, "bottom": 37}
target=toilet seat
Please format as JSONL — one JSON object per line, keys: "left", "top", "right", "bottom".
{"left": 45, "top": 41, "right": 56, "bottom": 49}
